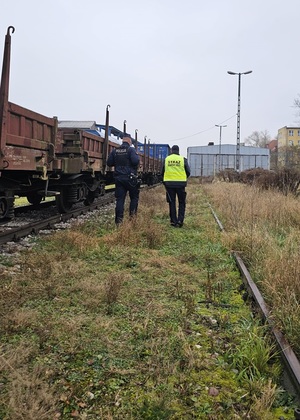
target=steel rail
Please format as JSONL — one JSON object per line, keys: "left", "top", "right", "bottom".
{"left": 0, "top": 184, "right": 160, "bottom": 245}
{"left": 0, "top": 193, "right": 115, "bottom": 245}
{"left": 208, "top": 203, "right": 300, "bottom": 410}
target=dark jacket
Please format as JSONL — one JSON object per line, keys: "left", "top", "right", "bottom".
{"left": 107, "top": 142, "right": 140, "bottom": 179}
{"left": 162, "top": 152, "right": 191, "bottom": 188}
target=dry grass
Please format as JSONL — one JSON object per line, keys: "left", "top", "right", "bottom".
{"left": 103, "top": 271, "right": 130, "bottom": 314}
{"left": 103, "top": 217, "right": 165, "bottom": 249}
{"left": 103, "top": 187, "right": 168, "bottom": 249}
{"left": 203, "top": 181, "right": 300, "bottom": 356}
{"left": 0, "top": 342, "right": 58, "bottom": 419}
{"left": 249, "top": 379, "right": 279, "bottom": 420}
{"left": 204, "top": 182, "right": 300, "bottom": 230}
{"left": 49, "top": 229, "right": 101, "bottom": 253}
{"left": 6, "top": 365, "right": 58, "bottom": 420}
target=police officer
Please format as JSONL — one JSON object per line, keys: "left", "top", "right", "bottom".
{"left": 107, "top": 134, "right": 140, "bottom": 224}
{"left": 162, "top": 145, "right": 191, "bottom": 227}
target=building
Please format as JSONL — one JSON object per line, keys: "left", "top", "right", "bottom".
{"left": 187, "top": 144, "right": 269, "bottom": 177}
{"left": 266, "top": 139, "right": 278, "bottom": 170}
{"left": 58, "top": 120, "right": 98, "bottom": 130}
{"left": 266, "top": 139, "right": 278, "bottom": 153}
{"left": 277, "top": 126, "right": 300, "bottom": 168}
{"left": 278, "top": 126, "right": 300, "bottom": 148}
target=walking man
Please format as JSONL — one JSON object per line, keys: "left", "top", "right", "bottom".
{"left": 162, "top": 145, "right": 191, "bottom": 227}
{"left": 107, "top": 134, "right": 140, "bottom": 224}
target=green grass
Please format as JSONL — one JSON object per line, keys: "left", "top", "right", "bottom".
{"left": 0, "top": 183, "right": 297, "bottom": 419}
{"left": 14, "top": 195, "right": 55, "bottom": 207}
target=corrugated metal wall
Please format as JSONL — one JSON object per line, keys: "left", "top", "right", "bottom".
{"left": 187, "top": 144, "right": 270, "bottom": 176}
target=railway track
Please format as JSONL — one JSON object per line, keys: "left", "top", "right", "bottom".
{"left": 0, "top": 184, "right": 157, "bottom": 246}
{"left": 0, "top": 193, "right": 115, "bottom": 246}
{"left": 208, "top": 203, "right": 300, "bottom": 413}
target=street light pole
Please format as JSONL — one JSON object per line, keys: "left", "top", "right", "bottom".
{"left": 215, "top": 124, "right": 227, "bottom": 171}
{"left": 227, "top": 70, "right": 252, "bottom": 172}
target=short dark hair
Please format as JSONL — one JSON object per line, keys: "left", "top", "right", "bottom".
{"left": 171, "top": 145, "right": 179, "bottom": 152}
{"left": 122, "top": 133, "right": 131, "bottom": 139}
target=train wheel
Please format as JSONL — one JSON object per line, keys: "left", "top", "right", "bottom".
{"left": 0, "top": 196, "right": 13, "bottom": 219}
{"left": 27, "top": 192, "right": 43, "bottom": 206}
{"left": 55, "top": 189, "right": 73, "bottom": 213}
{"left": 84, "top": 191, "right": 96, "bottom": 206}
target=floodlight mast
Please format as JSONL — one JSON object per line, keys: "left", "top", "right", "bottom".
{"left": 227, "top": 70, "right": 252, "bottom": 172}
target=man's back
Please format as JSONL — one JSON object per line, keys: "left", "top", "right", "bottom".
{"left": 107, "top": 137, "right": 139, "bottom": 179}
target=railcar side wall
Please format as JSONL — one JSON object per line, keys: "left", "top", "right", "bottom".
{"left": 0, "top": 102, "right": 57, "bottom": 172}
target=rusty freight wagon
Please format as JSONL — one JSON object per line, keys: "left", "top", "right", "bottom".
{"left": 0, "top": 28, "right": 114, "bottom": 217}
{"left": 0, "top": 27, "right": 165, "bottom": 219}
{"left": 0, "top": 27, "right": 115, "bottom": 217}
{"left": 138, "top": 137, "right": 166, "bottom": 185}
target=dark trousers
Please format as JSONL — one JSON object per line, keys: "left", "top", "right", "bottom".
{"left": 115, "top": 178, "right": 140, "bottom": 224}
{"left": 166, "top": 187, "right": 186, "bottom": 225}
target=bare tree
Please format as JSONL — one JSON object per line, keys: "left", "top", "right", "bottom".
{"left": 244, "top": 130, "right": 271, "bottom": 147}
{"left": 293, "top": 94, "right": 300, "bottom": 122}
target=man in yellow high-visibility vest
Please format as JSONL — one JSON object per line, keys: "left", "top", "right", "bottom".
{"left": 162, "top": 145, "right": 191, "bottom": 227}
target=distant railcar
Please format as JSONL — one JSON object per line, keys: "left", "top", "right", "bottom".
{"left": 138, "top": 143, "right": 170, "bottom": 161}
{"left": 137, "top": 142, "right": 170, "bottom": 185}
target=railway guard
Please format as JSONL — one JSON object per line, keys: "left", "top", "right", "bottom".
{"left": 107, "top": 134, "right": 140, "bottom": 224}
{"left": 162, "top": 145, "right": 191, "bottom": 227}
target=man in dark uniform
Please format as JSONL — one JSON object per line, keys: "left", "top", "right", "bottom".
{"left": 162, "top": 145, "right": 191, "bottom": 227}
{"left": 107, "top": 134, "right": 140, "bottom": 224}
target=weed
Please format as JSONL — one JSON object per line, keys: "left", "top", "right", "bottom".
{"left": 225, "top": 319, "right": 281, "bottom": 392}
{"left": 103, "top": 272, "right": 127, "bottom": 314}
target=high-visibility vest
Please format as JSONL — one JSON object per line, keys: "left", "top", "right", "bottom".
{"left": 163, "top": 154, "right": 187, "bottom": 182}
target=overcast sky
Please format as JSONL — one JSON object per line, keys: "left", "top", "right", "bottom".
{"left": 1, "top": 0, "right": 300, "bottom": 156}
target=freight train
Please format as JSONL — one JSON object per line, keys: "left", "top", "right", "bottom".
{"left": 0, "top": 27, "right": 169, "bottom": 219}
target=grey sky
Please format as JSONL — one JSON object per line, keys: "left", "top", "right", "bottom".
{"left": 1, "top": 0, "right": 299, "bottom": 156}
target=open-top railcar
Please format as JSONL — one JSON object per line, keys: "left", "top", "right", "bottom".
{"left": 0, "top": 27, "right": 165, "bottom": 218}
